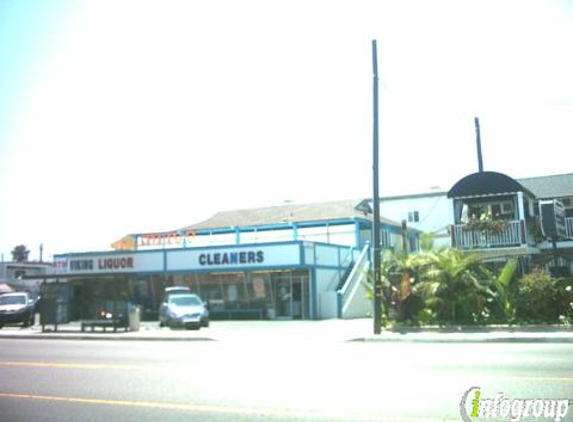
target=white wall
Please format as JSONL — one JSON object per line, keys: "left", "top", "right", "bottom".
{"left": 320, "top": 291, "right": 339, "bottom": 319}
{"left": 315, "top": 268, "right": 341, "bottom": 319}
{"left": 342, "top": 281, "right": 370, "bottom": 319}
{"left": 379, "top": 193, "right": 454, "bottom": 248}
{"left": 297, "top": 224, "right": 355, "bottom": 246}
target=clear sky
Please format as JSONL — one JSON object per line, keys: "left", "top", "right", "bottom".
{"left": 1, "top": 0, "right": 572, "bottom": 261}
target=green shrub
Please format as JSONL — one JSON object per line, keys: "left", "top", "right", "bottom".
{"left": 398, "top": 293, "right": 425, "bottom": 325}
{"left": 515, "top": 268, "right": 559, "bottom": 323}
{"left": 555, "top": 277, "right": 573, "bottom": 325}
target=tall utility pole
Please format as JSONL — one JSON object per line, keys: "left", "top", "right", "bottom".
{"left": 475, "top": 117, "right": 484, "bottom": 173}
{"left": 372, "top": 40, "right": 382, "bottom": 334}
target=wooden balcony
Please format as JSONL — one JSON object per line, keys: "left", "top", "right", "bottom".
{"left": 451, "top": 220, "right": 525, "bottom": 249}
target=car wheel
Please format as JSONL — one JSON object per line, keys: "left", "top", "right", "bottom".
{"left": 159, "top": 321, "right": 164, "bottom": 328}
{"left": 0, "top": 324, "right": 3, "bottom": 330}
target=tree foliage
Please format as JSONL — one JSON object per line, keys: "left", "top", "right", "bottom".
{"left": 366, "top": 233, "right": 569, "bottom": 327}
{"left": 11, "top": 245, "right": 30, "bottom": 263}
{"left": 515, "top": 268, "right": 559, "bottom": 323}
{"left": 412, "top": 248, "right": 493, "bottom": 324}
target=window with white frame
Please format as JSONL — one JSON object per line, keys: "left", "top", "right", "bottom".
{"left": 407, "top": 211, "right": 420, "bottom": 223}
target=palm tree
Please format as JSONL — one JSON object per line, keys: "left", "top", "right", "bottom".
{"left": 483, "top": 259, "right": 518, "bottom": 323}
{"left": 413, "top": 248, "right": 492, "bottom": 324}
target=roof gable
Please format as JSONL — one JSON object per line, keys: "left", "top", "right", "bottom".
{"left": 182, "top": 199, "right": 400, "bottom": 231}
{"left": 518, "top": 173, "right": 573, "bottom": 199}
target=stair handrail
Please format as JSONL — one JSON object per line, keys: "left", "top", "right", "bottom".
{"left": 337, "top": 244, "right": 370, "bottom": 299}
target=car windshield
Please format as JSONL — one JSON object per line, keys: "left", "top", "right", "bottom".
{"left": 169, "top": 296, "right": 201, "bottom": 307}
{"left": 0, "top": 295, "right": 26, "bottom": 305}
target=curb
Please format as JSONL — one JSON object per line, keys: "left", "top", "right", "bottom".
{"left": 1, "top": 332, "right": 573, "bottom": 343}
{"left": 348, "top": 336, "right": 573, "bottom": 343}
{"left": 386, "top": 326, "right": 573, "bottom": 334}
{"left": 0, "top": 334, "right": 217, "bottom": 341}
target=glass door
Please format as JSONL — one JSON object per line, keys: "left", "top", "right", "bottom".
{"left": 274, "top": 274, "right": 292, "bottom": 319}
{"left": 292, "top": 270, "right": 309, "bottom": 320}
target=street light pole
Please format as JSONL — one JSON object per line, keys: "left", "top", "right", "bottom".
{"left": 372, "top": 40, "right": 382, "bottom": 334}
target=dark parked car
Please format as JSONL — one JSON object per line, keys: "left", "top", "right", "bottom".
{"left": 0, "top": 292, "right": 36, "bottom": 328}
{"left": 159, "top": 293, "right": 209, "bottom": 330}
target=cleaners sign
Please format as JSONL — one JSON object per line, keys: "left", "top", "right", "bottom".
{"left": 198, "top": 250, "right": 265, "bottom": 266}
{"left": 168, "top": 244, "right": 301, "bottom": 271}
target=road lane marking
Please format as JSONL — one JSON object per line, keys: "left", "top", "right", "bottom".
{"left": 499, "top": 376, "right": 573, "bottom": 383}
{"left": 0, "top": 392, "right": 461, "bottom": 422}
{"left": 472, "top": 374, "right": 573, "bottom": 383}
{"left": 0, "top": 392, "right": 268, "bottom": 415}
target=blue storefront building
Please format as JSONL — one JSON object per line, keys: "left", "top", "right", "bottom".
{"left": 51, "top": 200, "right": 419, "bottom": 321}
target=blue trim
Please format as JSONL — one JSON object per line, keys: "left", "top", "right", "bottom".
{"left": 136, "top": 218, "right": 379, "bottom": 239}
{"left": 292, "top": 223, "right": 299, "bottom": 241}
{"left": 233, "top": 218, "right": 370, "bottom": 233}
{"left": 59, "top": 240, "right": 359, "bottom": 260}
{"left": 57, "top": 262, "right": 344, "bottom": 276}
{"left": 299, "top": 243, "right": 305, "bottom": 266}
{"left": 63, "top": 265, "right": 318, "bottom": 279}
{"left": 235, "top": 228, "right": 241, "bottom": 245}
{"left": 57, "top": 240, "right": 306, "bottom": 258}
{"left": 154, "top": 264, "right": 313, "bottom": 275}
{"left": 313, "top": 243, "right": 317, "bottom": 266}
{"left": 310, "top": 268, "right": 317, "bottom": 320}
{"left": 337, "top": 291, "right": 343, "bottom": 319}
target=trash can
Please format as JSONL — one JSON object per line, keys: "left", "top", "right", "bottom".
{"left": 128, "top": 303, "right": 141, "bottom": 332}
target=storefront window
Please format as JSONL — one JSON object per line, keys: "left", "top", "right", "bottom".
{"left": 219, "top": 273, "right": 246, "bottom": 308}
{"left": 66, "top": 269, "right": 310, "bottom": 321}
{"left": 247, "top": 272, "right": 273, "bottom": 314}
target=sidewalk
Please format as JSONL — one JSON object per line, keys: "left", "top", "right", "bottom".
{"left": 1, "top": 319, "right": 573, "bottom": 343}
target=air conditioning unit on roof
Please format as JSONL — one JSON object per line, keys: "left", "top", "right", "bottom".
{"left": 539, "top": 199, "right": 566, "bottom": 239}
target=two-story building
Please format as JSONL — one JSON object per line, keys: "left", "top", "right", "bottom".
{"left": 448, "top": 172, "right": 573, "bottom": 274}
{"left": 373, "top": 172, "right": 573, "bottom": 276}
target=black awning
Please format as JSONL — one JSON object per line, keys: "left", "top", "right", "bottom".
{"left": 447, "top": 171, "right": 534, "bottom": 198}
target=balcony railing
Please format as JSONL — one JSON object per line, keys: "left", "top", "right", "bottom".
{"left": 452, "top": 218, "right": 573, "bottom": 250}
{"left": 452, "top": 220, "right": 524, "bottom": 249}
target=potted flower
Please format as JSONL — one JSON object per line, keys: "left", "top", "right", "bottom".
{"left": 464, "top": 212, "right": 508, "bottom": 234}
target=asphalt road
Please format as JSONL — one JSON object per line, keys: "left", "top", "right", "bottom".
{"left": 0, "top": 339, "right": 572, "bottom": 422}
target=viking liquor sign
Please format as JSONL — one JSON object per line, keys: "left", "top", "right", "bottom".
{"left": 68, "top": 256, "right": 134, "bottom": 272}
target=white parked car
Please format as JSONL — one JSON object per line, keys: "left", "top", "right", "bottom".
{"left": 159, "top": 293, "right": 209, "bottom": 330}
{"left": 0, "top": 292, "right": 36, "bottom": 328}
